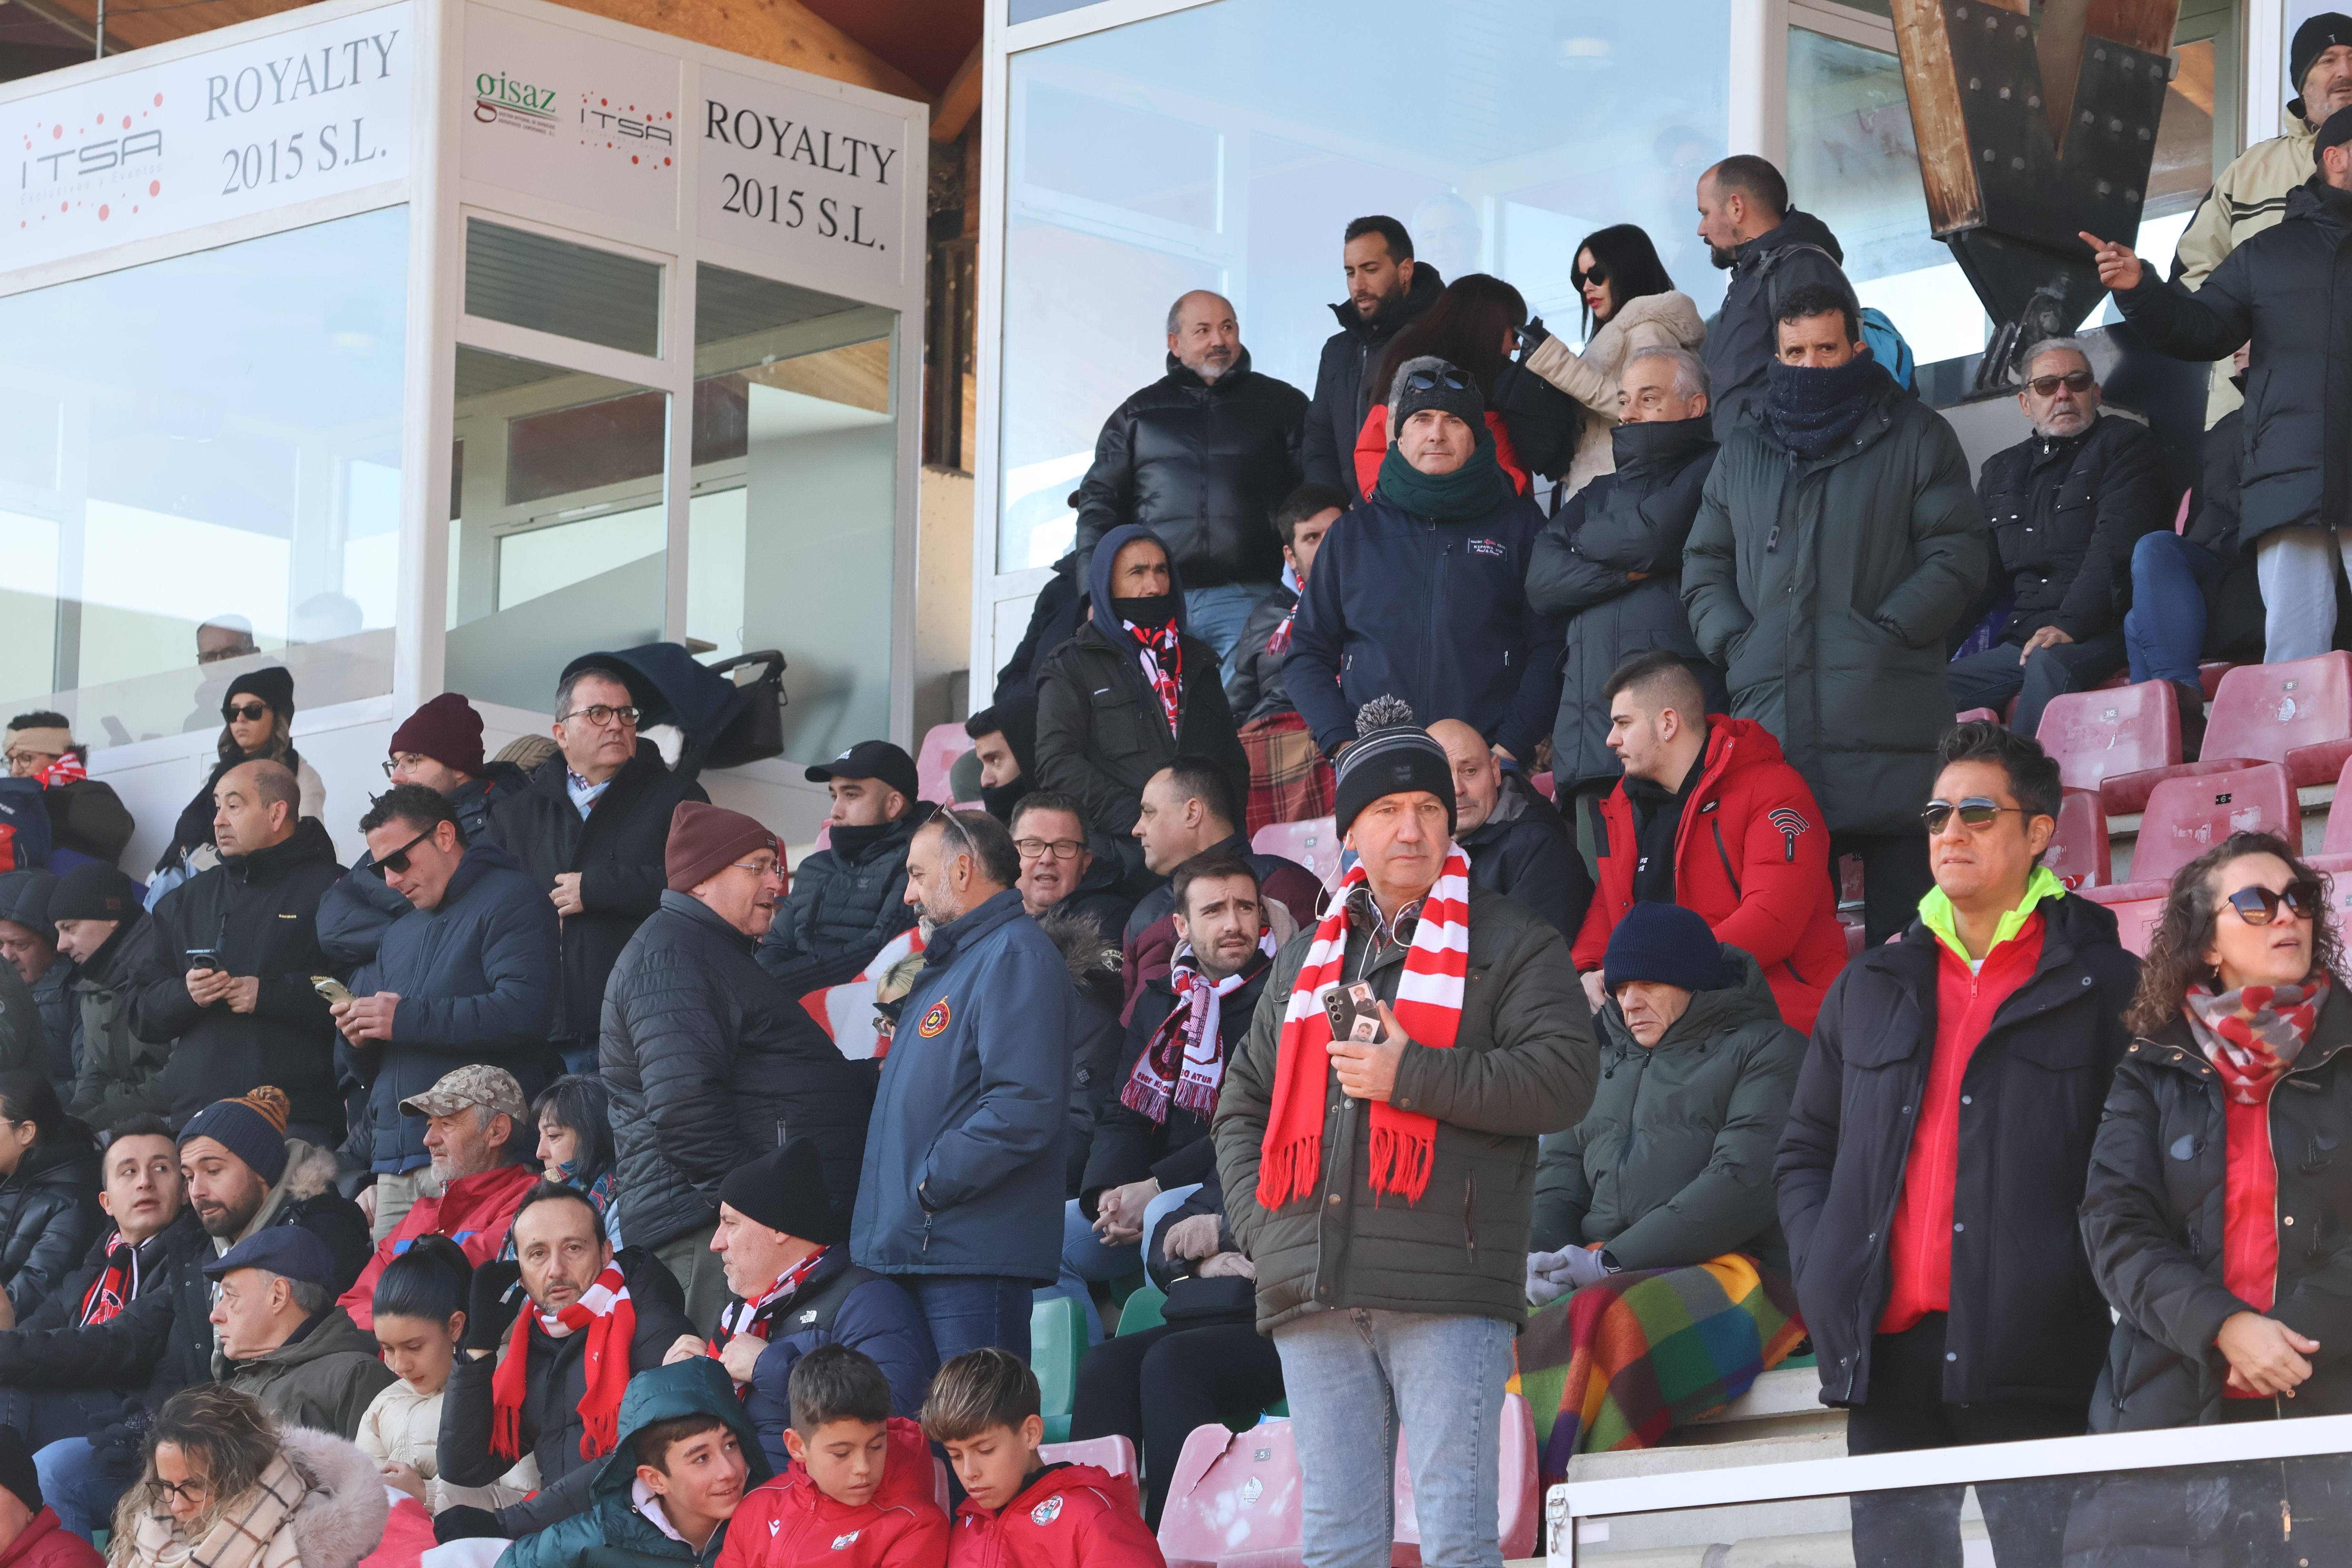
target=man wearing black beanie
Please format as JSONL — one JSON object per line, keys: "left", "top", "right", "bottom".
{"left": 50, "top": 865, "right": 164, "bottom": 1128}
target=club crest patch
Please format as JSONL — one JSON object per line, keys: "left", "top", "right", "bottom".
{"left": 1468, "top": 537, "right": 1506, "bottom": 558}
{"left": 1030, "top": 1496, "right": 1063, "bottom": 1526}
{"left": 918, "top": 999, "right": 951, "bottom": 1038}
{"left": 831, "top": 1532, "right": 862, "bottom": 1550}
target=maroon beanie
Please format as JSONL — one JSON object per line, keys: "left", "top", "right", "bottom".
{"left": 667, "top": 801, "right": 778, "bottom": 892}
{"left": 390, "top": 692, "right": 486, "bottom": 776}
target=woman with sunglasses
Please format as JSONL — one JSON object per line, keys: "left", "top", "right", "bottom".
{"left": 153, "top": 668, "right": 325, "bottom": 889}
{"left": 1517, "top": 225, "right": 1703, "bottom": 497}
{"left": 110, "top": 1384, "right": 385, "bottom": 1568}
{"left": 2070, "top": 831, "right": 2352, "bottom": 1561}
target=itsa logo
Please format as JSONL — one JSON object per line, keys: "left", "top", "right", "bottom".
{"left": 576, "top": 93, "right": 674, "bottom": 167}
{"left": 474, "top": 68, "right": 556, "bottom": 136}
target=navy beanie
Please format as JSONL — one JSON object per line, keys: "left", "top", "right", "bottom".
{"left": 178, "top": 1087, "right": 291, "bottom": 1186}
{"left": 1602, "top": 903, "right": 1724, "bottom": 995}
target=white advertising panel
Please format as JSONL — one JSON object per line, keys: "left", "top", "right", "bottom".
{"left": 6, "top": 3, "right": 411, "bottom": 270}
{"left": 461, "top": 5, "right": 680, "bottom": 229}
{"left": 695, "top": 65, "right": 905, "bottom": 287}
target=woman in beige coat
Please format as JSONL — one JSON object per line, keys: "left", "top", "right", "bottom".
{"left": 109, "top": 1387, "right": 386, "bottom": 1568}
{"left": 1522, "top": 224, "right": 1706, "bottom": 496}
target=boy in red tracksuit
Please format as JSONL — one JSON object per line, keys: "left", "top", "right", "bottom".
{"left": 720, "top": 1346, "right": 949, "bottom": 1568}
{"left": 922, "top": 1349, "right": 1164, "bottom": 1568}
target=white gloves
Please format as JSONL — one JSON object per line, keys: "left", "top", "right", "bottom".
{"left": 1526, "top": 1245, "right": 1614, "bottom": 1307}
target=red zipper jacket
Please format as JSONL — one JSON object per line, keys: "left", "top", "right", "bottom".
{"left": 0, "top": 1510, "right": 100, "bottom": 1568}
{"left": 948, "top": 1464, "right": 1163, "bottom": 1568}
{"left": 718, "top": 1417, "right": 949, "bottom": 1568}
{"left": 1572, "top": 717, "right": 1850, "bottom": 1032}
{"left": 339, "top": 1161, "right": 541, "bottom": 1331}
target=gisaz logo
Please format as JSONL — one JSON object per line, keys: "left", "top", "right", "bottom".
{"left": 474, "top": 69, "right": 556, "bottom": 120}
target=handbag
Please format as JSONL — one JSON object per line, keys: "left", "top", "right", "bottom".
{"left": 1158, "top": 1272, "right": 1256, "bottom": 1326}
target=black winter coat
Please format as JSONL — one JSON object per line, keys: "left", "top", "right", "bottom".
{"left": 1974, "top": 413, "right": 2171, "bottom": 643}
{"left": 1457, "top": 774, "right": 1592, "bottom": 941}
{"left": 1304, "top": 265, "right": 1443, "bottom": 508}
{"left": 604, "top": 893, "right": 875, "bottom": 1250}
{"left": 1223, "top": 582, "right": 1300, "bottom": 726}
{"left": 734, "top": 1248, "right": 938, "bottom": 1474}
{"left": 1040, "top": 910, "right": 1126, "bottom": 1200}
{"left": 16, "top": 1208, "right": 207, "bottom": 1336}
{"left": 493, "top": 743, "right": 708, "bottom": 1046}
{"left": 129, "top": 818, "right": 346, "bottom": 1132}
{"left": 1072, "top": 352, "right": 1308, "bottom": 590}
{"left": 2116, "top": 176, "right": 2352, "bottom": 548}
{"left": 0, "top": 1138, "right": 102, "bottom": 1321}
{"left": 755, "top": 809, "right": 926, "bottom": 999}
{"left": 2182, "top": 407, "right": 2266, "bottom": 662}
{"left": 1527, "top": 416, "right": 1723, "bottom": 790}
{"left": 1081, "top": 962, "right": 1267, "bottom": 1212}
{"left": 67, "top": 914, "right": 169, "bottom": 1129}
{"left": 1035, "top": 619, "right": 1251, "bottom": 854}
{"left": 1775, "top": 891, "right": 2138, "bottom": 1408}
{"left": 1702, "top": 211, "right": 1850, "bottom": 441}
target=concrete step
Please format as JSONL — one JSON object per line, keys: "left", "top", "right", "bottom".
{"left": 1568, "top": 1428, "right": 1846, "bottom": 1484}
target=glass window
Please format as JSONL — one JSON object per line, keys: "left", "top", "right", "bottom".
{"left": 690, "top": 263, "right": 898, "bottom": 761}
{"left": 465, "top": 220, "right": 664, "bottom": 359}
{"left": 997, "top": 0, "right": 1731, "bottom": 571}
{"left": 0, "top": 207, "right": 407, "bottom": 748}
{"left": 443, "top": 346, "right": 668, "bottom": 714}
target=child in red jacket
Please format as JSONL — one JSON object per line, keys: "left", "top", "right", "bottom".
{"left": 719, "top": 1346, "right": 949, "bottom": 1568}
{"left": 922, "top": 1349, "right": 1164, "bottom": 1568}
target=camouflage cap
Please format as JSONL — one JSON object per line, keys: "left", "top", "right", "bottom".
{"left": 399, "top": 1063, "right": 528, "bottom": 1122}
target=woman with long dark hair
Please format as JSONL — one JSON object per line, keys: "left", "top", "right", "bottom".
{"left": 2068, "top": 831, "right": 2352, "bottom": 1563}
{"left": 1519, "top": 224, "right": 1704, "bottom": 496}
{"left": 0, "top": 1071, "right": 101, "bottom": 1326}
{"left": 532, "top": 1074, "right": 621, "bottom": 1247}
{"left": 153, "top": 668, "right": 326, "bottom": 883}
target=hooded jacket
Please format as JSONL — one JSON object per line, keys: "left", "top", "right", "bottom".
{"left": 1033, "top": 526, "right": 1252, "bottom": 852}
{"left": 1973, "top": 412, "right": 2171, "bottom": 644}
{"left": 2114, "top": 176, "right": 2352, "bottom": 551}
{"left": 1071, "top": 350, "right": 1308, "bottom": 590}
{"left": 128, "top": 817, "right": 347, "bottom": 1131}
{"left": 1285, "top": 485, "right": 1562, "bottom": 762}
{"left": 718, "top": 1416, "right": 947, "bottom": 1568}
{"left": 65, "top": 911, "right": 169, "bottom": 1128}
{"left": 1458, "top": 771, "right": 1593, "bottom": 941}
{"left": 0, "top": 1508, "right": 99, "bottom": 1568}
{"left": 1700, "top": 210, "right": 1851, "bottom": 441}
{"left": 498, "top": 1357, "right": 775, "bottom": 1568}
{"left": 0, "top": 1137, "right": 102, "bottom": 1323}
{"left": 1523, "top": 290, "right": 1710, "bottom": 496}
{"left": 1532, "top": 946, "right": 1804, "bottom": 1279}
{"left": 494, "top": 742, "right": 710, "bottom": 1046}
{"left": 1681, "top": 369, "right": 1987, "bottom": 838}
{"left": 606, "top": 892, "right": 876, "bottom": 1252}
{"left": 731, "top": 1250, "right": 940, "bottom": 1473}
{"left": 757, "top": 808, "right": 927, "bottom": 1000}
{"left": 341, "top": 843, "right": 559, "bottom": 1173}
{"left": 1305, "top": 263, "right": 1444, "bottom": 507}
{"left": 947, "top": 1463, "right": 1160, "bottom": 1568}
{"left": 1527, "top": 414, "right": 1723, "bottom": 790}
{"left": 1572, "top": 718, "right": 1850, "bottom": 1033}
{"left": 852, "top": 890, "right": 1071, "bottom": 1284}
{"left": 222, "top": 1306, "right": 397, "bottom": 1439}
{"left": 314, "top": 760, "right": 539, "bottom": 969}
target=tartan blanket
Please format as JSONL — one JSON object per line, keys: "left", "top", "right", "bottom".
{"left": 1240, "top": 712, "right": 1334, "bottom": 837}
{"left": 1515, "top": 1252, "right": 1803, "bottom": 1485}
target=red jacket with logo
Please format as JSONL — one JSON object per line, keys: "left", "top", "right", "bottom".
{"left": 338, "top": 1162, "right": 540, "bottom": 1331}
{"left": 1572, "top": 717, "right": 1850, "bottom": 1032}
{"left": 718, "top": 1417, "right": 949, "bottom": 1568}
{"left": 947, "top": 1464, "right": 1163, "bottom": 1568}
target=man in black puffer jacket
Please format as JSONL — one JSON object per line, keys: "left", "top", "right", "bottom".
{"left": 494, "top": 666, "right": 707, "bottom": 1074}
{"left": 757, "top": 741, "right": 927, "bottom": 1002}
{"left": 1304, "top": 217, "right": 1442, "bottom": 508}
{"left": 1071, "top": 290, "right": 1308, "bottom": 662}
{"left": 604, "top": 804, "right": 874, "bottom": 1330}
{"left": 1693, "top": 156, "right": 1851, "bottom": 441}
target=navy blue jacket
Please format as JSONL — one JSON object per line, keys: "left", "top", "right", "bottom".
{"left": 851, "top": 889, "right": 1069, "bottom": 1283}
{"left": 1286, "top": 490, "right": 1562, "bottom": 760}
{"left": 733, "top": 1247, "right": 938, "bottom": 1474}
{"left": 315, "top": 762, "right": 534, "bottom": 968}
{"left": 343, "top": 844, "right": 559, "bottom": 1172}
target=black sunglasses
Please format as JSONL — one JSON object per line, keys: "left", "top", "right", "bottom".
{"left": 2025, "top": 368, "right": 2096, "bottom": 397}
{"left": 368, "top": 827, "right": 436, "bottom": 877}
{"left": 1919, "top": 796, "right": 2026, "bottom": 834}
{"left": 1573, "top": 262, "right": 1610, "bottom": 289}
{"left": 2225, "top": 880, "right": 2323, "bottom": 926}
{"left": 222, "top": 701, "right": 270, "bottom": 723}
{"left": 1403, "top": 368, "right": 1472, "bottom": 394}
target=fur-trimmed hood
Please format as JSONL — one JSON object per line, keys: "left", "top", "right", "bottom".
{"left": 277, "top": 1140, "right": 340, "bottom": 1203}
{"left": 279, "top": 1426, "right": 390, "bottom": 1568}
{"left": 1038, "top": 907, "right": 1123, "bottom": 1011}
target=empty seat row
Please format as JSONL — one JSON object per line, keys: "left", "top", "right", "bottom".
{"left": 2034, "top": 654, "right": 2351, "bottom": 813}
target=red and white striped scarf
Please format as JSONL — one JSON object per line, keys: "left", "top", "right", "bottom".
{"left": 77, "top": 1229, "right": 139, "bottom": 1326}
{"left": 1258, "top": 845, "right": 1470, "bottom": 1209}
{"left": 490, "top": 1263, "right": 634, "bottom": 1462}
{"left": 35, "top": 753, "right": 85, "bottom": 787}
{"left": 1120, "top": 935, "right": 1276, "bottom": 1125}
{"left": 1124, "top": 619, "right": 1183, "bottom": 735}
{"left": 1265, "top": 568, "right": 1304, "bottom": 658}
{"left": 710, "top": 1245, "right": 830, "bottom": 1352}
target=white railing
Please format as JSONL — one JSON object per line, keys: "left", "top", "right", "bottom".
{"left": 1547, "top": 1412, "right": 2352, "bottom": 1565}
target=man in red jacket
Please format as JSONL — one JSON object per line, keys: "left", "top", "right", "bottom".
{"left": 1572, "top": 652, "right": 1848, "bottom": 1031}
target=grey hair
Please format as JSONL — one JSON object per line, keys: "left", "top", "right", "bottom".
{"left": 554, "top": 664, "right": 631, "bottom": 720}
{"left": 1165, "top": 289, "right": 1234, "bottom": 335}
{"left": 1626, "top": 345, "right": 1710, "bottom": 402}
{"left": 255, "top": 1270, "right": 332, "bottom": 1317}
{"left": 2020, "top": 337, "right": 2093, "bottom": 378}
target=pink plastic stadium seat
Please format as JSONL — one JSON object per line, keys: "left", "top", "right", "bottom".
{"left": 2034, "top": 683, "right": 2180, "bottom": 813}
{"left": 933, "top": 1458, "right": 951, "bottom": 1515}
{"left": 1529, "top": 771, "right": 1555, "bottom": 801}
{"left": 1389, "top": 1394, "right": 1541, "bottom": 1565}
{"left": 2308, "top": 855, "right": 2352, "bottom": 938}
{"left": 1041, "top": 1436, "right": 1141, "bottom": 1495}
{"left": 1253, "top": 817, "right": 1343, "bottom": 887}
{"left": 2086, "top": 762, "right": 2296, "bottom": 903}
{"left": 2201, "top": 662, "right": 2240, "bottom": 700}
{"left": 1158, "top": 1420, "right": 1305, "bottom": 1568}
{"left": 916, "top": 722, "right": 975, "bottom": 804}
{"left": 2098, "top": 892, "right": 2169, "bottom": 958}
{"left": 1953, "top": 708, "right": 2002, "bottom": 726}
{"left": 2043, "top": 792, "right": 2112, "bottom": 891}
{"left": 2321, "top": 753, "right": 2352, "bottom": 858}
{"left": 2199, "top": 652, "right": 2352, "bottom": 786}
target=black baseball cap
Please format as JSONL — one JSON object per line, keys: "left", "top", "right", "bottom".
{"left": 806, "top": 739, "right": 920, "bottom": 803}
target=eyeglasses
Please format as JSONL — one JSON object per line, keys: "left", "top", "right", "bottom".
{"left": 2025, "top": 369, "right": 2096, "bottom": 398}
{"left": 1919, "top": 797, "right": 2025, "bottom": 835}
{"left": 156, "top": 1475, "right": 211, "bottom": 1505}
{"left": 1573, "top": 261, "right": 1611, "bottom": 290}
{"left": 730, "top": 858, "right": 783, "bottom": 880}
{"left": 1013, "top": 837, "right": 1086, "bottom": 862}
{"left": 1402, "top": 367, "right": 1472, "bottom": 394}
{"left": 2224, "top": 880, "right": 2323, "bottom": 926}
{"left": 381, "top": 753, "right": 431, "bottom": 779}
{"left": 557, "top": 704, "right": 639, "bottom": 730}
{"left": 368, "top": 827, "right": 436, "bottom": 877}
{"left": 221, "top": 701, "right": 270, "bottom": 723}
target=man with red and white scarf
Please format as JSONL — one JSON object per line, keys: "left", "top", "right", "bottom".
{"left": 1213, "top": 697, "right": 1596, "bottom": 1568}
{"left": 432, "top": 1184, "right": 693, "bottom": 1544}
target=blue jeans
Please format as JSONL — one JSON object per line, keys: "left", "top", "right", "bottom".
{"left": 1185, "top": 583, "right": 1274, "bottom": 675}
{"left": 37, "top": 1436, "right": 130, "bottom": 1542}
{"left": 1049, "top": 1200, "right": 1137, "bottom": 1345}
{"left": 1273, "top": 1308, "right": 1513, "bottom": 1568}
{"left": 906, "top": 1274, "right": 1034, "bottom": 1365}
{"left": 2125, "top": 532, "right": 2221, "bottom": 688}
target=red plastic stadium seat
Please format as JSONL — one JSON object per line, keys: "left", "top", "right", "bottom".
{"left": 1530, "top": 771, "right": 1555, "bottom": 801}
{"left": 2082, "top": 889, "right": 2169, "bottom": 956}
{"left": 2201, "top": 662, "right": 2239, "bottom": 700}
{"left": 2087, "top": 762, "right": 2296, "bottom": 901}
{"left": 2034, "top": 683, "right": 2180, "bottom": 812}
{"left": 1840, "top": 916, "right": 1865, "bottom": 958}
{"left": 915, "top": 722, "right": 975, "bottom": 804}
{"left": 2200, "top": 653, "right": 2352, "bottom": 786}
{"left": 2043, "top": 791, "right": 2112, "bottom": 891}
{"left": 1042, "top": 1436, "right": 1141, "bottom": 1500}
{"left": 1158, "top": 1421, "right": 1304, "bottom": 1568}
{"left": 2322, "top": 754, "right": 2352, "bottom": 858}
{"left": 2094, "top": 668, "right": 2132, "bottom": 690}
{"left": 1389, "top": 1394, "right": 1541, "bottom": 1565}
{"left": 1253, "top": 817, "right": 1344, "bottom": 887}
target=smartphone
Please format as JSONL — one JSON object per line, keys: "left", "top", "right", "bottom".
{"left": 1319, "top": 981, "right": 1384, "bottom": 1044}
{"left": 184, "top": 947, "right": 219, "bottom": 973}
{"left": 311, "top": 976, "right": 353, "bottom": 1005}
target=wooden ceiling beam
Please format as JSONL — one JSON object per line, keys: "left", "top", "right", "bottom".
{"left": 930, "top": 39, "right": 982, "bottom": 142}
